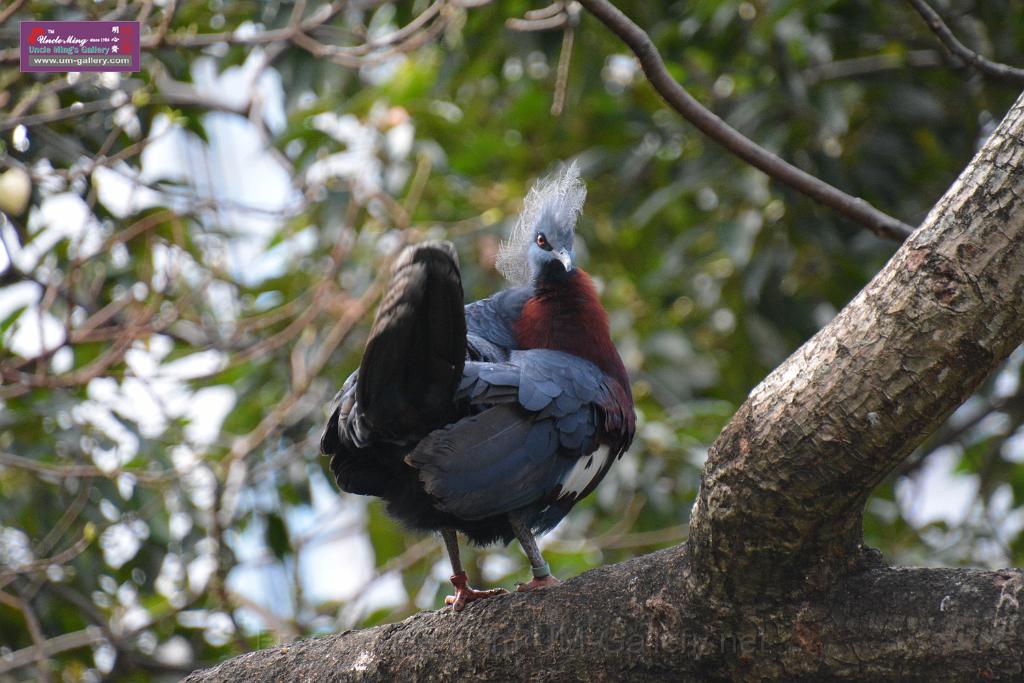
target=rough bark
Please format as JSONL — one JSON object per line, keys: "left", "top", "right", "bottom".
{"left": 185, "top": 93, "right": 1024, "bottom": 682}
{"left": 689, "top": 89, "right": 1024, "bottom": 601}
{"left": 184, "top": 548, "right": 1024, "bottom": 682}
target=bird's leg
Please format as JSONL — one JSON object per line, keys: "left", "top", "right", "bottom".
{"left": 510, "top": 517, "right": 560, "bottom": 592}
{"left": 441, "top": 529, "right": 507, "bottom": 612}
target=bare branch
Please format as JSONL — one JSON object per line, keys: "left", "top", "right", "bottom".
{"left": 506, "top": 2, "right": 582, "bottom": 116}
{"left": 0, "top": 534, "right": 91, "bottom": 584}
{"left": 907, "top": 0, "right": 1024, "bottom": 85}
{"left": 144, "top": 1, "right": 343, "bottom": 49}
{"left": 803, "top": 49, "right": 945, "bottom": 84}
{"left": 0, "top": 98, "right": 120, "bottom": 133}
{"left": 148, "top": 0, "right": 176, "bottom": 46}
{"left": 0, "top": 450, "right": 173, "bottom": 485}
{"left": 576, "top": 0, "right": 915, "bottom": 241}
{"left": 506, "top": 13, "right": 568, "bottom": 32}
{"left": 525, "top": 3, "right": 566, "bottom": 21}
{"left": 0, "top": 626, "right": 103, "bottom": 677}
{"left": 0, "top": 0, "right": 26, "bottom": 26}
{"left": 0, "top": 591, "right": 53, "bottom": 682}
{"left": 551, "top": 23, "right": 575, "bottom": 116}
{"left": 218, "top": 270, "right": 386, "bottom": 478}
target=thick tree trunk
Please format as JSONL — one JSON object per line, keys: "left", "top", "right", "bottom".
{"left": 185, "top": 92, "right": 1024, "bottom": 682}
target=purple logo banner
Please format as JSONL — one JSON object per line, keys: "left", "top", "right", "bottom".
{"left": 20, "top": 21, "right": 141, "bottom": 73}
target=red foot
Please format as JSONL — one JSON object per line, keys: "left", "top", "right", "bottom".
{"left": 445, "top": 571, "right": 508, "bottom": 612}
{"left": 516, "top": 574, "right": 560, "bottom": 592}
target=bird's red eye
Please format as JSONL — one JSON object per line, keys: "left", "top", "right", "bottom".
{"left": 535, "top": 233, "right": 551, "bottom": 250}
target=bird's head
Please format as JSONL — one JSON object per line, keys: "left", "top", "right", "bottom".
{"left": 497, "top": 161, "right": 586, "bottom": 286}
{"left": 528, "top": 208, "right": 575, "bottom": 279}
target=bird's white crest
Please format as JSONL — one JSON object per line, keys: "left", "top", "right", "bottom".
{"left": 496, "top": 160, "right": 587, "bottom": 285}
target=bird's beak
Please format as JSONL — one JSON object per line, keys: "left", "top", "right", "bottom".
{"left": 555, "top": 249, "right": 573, "bottom": 272}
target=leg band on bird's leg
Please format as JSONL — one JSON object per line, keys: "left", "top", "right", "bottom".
{"left": 509, "top": 515, "right": 560, "bottom": 592}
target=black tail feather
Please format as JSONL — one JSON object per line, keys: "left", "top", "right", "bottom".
{"left": 356, "top": 241, "right": 466, "bottom": 441}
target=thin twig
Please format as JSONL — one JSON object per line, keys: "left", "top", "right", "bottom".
{"left": 0, "top": 0, "right": 26, "bottom": 26}
{"left": 219, "top": 279, "right": 385, "bottom": 478}
{"left": 577, "top": 0, "right": 915, "bottom": 241}
{"left": 906, "top": 0, "right": 1024, "bottom": 85}
{"left": 0, "top": 591, "right": 53, "bottom": 682}
{"left": 0, "top": 628, "right": 104, "bottom": 676}
{"left": 0, "top": 535, "right": 91, "bottom": 584}
{"left": 526, "top": 3, "right": 566, "bottom": 21}
{"left": 0, "top": 98, "right": 118, "bottom": 133}
{"left": 803, "top": 50, "right": 945, "bottom": 85}
{"left": 291, "top": 6, "right": 448, "bottom": 68}
{"left": 8, "top": 76, "right": 90, "bottom": 122}
{"left": 0, "top": 450, "right": 174, "bottom": 485}
{"left": 149, "top": 0, "right": 176, "bottom": 46}
{"left": 506, "top": 13, "right": 567, "bottom": 31}
{"left": 552, "top": 22, "right": 575, "bottom": 116}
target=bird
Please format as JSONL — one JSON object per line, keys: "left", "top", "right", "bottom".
{"left": 321, "top": 162, "right": 635, "bottom": 611}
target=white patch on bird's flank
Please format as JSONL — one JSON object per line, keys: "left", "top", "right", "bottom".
{"left": 497, "top": 160, "right": 587, "bottom": 285}
{"left": 560, "top": 445, "right": 611, "bottom": 500}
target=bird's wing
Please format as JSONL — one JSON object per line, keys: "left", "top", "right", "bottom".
{"left": 463, "top": 286, "right": 531, "bottom": 351}
{"left": 405, "top": 349, "right": 632, "bottom": 520}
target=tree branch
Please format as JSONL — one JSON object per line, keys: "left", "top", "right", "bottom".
{"left": 0, "top": 628, "right": 104, "bottom": 677}
{"left": 802, "top": 50, "right": 944, "bottom": 85}
{"left": 688, "top": 90, "right": 1024, "bottom": 598}
{"left": 907, "top": 0, "right": 1024, "bottom": 85}
{"left": 183, "top": 545, "right": 1024, "bottom": 682}
{"left": 576, "top": 0, "right": 915, "bottom": 242}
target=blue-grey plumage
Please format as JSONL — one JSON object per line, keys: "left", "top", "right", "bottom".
{"left": 321, "top": 162, "right": 634, "bottom": 610}
{"left": 464, "top": 287, "right": 531, "bottom": 350}
{"left": 405, "top": 348, "right": 620, "bottom": 522}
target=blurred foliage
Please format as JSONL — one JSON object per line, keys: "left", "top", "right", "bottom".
{"left": 1, "top": 0, "right": 1023, "bottom": 680}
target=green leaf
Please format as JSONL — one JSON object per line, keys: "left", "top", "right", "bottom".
{"left": 265, "top": 513, "right": 291, "bottom": 560}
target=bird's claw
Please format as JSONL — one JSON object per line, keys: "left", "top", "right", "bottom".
{"left": 515, "top": 575, "right": 560, "bottom": 592}
{"left": 446, "top": 572, "right": 508, "bottom": 612}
